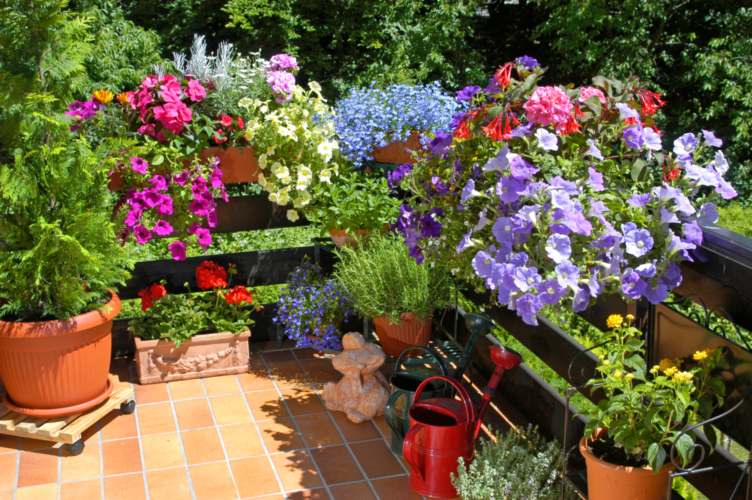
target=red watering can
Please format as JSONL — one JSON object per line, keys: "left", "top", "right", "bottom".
{"left": 402, "top": 345, "right": 523, "bottom": 499}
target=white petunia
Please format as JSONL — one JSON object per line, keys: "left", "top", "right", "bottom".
{"left": 271, "top": 162, "right": 284, "bottom": 175}
{"left": 238, "top": 97, "right": 253, "bottom": 108}
{"left": 299, "top": 166, "right": 313, "bottom": 180}
{"left": 287, "top": 210, "right": 299, "bottom": 222}
{"left": 275, "top": 167, "right": 290, "bottom": 179}
{"left": 308, "top": 81, "right": 322, "bottom": 93}
{"left": 320, "top": 169, "right": 332, "bottom": 183}
{"left": 258, "top": 173, "right": 267, "bottom": 187}
{"left": 318, "top": 142, "right": 333, "bottom": 157}
{"left": 258, "top": 154, "right": 268, "bottom": 169}
{"left": 268, "top": 192, "right": 279, "bottom": 203}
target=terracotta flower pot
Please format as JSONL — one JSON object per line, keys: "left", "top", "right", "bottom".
{"left": 329, "top": 229, "right": 370, "bottom": 248}
{"left": 134, "top": 331, "right": 251, "bottom": 385}
{"left": 371, "top": 131, "right": 421, "bottom": 165}
{"left": 580, "top": 428, "right": 675, "bottom": 500}
{"left": 373, "top": 313, "right": 432, "bottom": 357}
{"left": 0, "top": 292, "right": 121, "bottom": 418}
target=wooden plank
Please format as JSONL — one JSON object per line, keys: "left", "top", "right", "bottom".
{"left": 36, "top": 415, "right": 80, "bottom": 437}
{"left": 58, "top": 387, "right": 133, "bottom": 443}
{"left": 0, "top": 412, "right": 28, "bottom": 431}
{"left": 117, "top": 246, "right": 318, "bottom": 300}
{"left": 0, "top": 403, "right": 11, "bottom": 419}
{"left": 211, "top": 195, "right": 310, "bottom": 234}
{"left": 14, "top": 417, "right": 48, "bottom": 434}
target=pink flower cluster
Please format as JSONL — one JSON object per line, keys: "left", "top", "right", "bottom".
{"left": 268, "top": 54, "right": 299, "bottom": 72}
{"left": 267, "top": 71, "right": 296, "bottom": 104}
{"left": 126, "top": 74, "right": 206, "bottom": 140}
{"left": 523, "top": 86, "right": 573, "bottom": 127}
{"left": 579, "top": 86, "right": 606, "bottom": 105}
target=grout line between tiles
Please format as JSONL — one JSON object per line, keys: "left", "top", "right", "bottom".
{"left": 97, "top": 422, "right": 105, "bottom": 500}
{"left": 259, "top": 354, "right": 335, "bottom": 500}
{"left": 164, "top": 382, "right": 197, "bottom": 500}
{"left": 199, "top": 378, "right": 241, "bottom": 500}
{"left": 234, "top": 373, "right": 289, "bottom": 500}
{"left": 12, "top": 436, "right": 20, "bottom": 500}
{"left": 289, "top": 355, "right": 381, "bottom": 500}
{"left": 131, "top": 374, "right": 153, "bottom": 500}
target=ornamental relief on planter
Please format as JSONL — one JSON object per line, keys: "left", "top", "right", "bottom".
{"left": 147, "top": 341, "right": 242, "bottom": 375}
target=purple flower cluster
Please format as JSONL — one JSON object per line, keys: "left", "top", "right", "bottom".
{"left": 65, "top": 99, "right": 102, "bottom": 130}
{"left": 394, "top": 204, "right": 443, "bottom": 263}
{"left": 267, "top": 70, "right": 296, "bottom": 104}
{"left": 275, "top": 260, "right": 354, "bottom": 350}
{"left": 268, "top": 53, "right": 299, "bottom": 72}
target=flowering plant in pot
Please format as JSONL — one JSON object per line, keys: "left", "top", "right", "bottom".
{"left": 393, "top": 56, "right": 737, "bottom": 325}
{"left": 333, "top": 233, "right": 452, "bottom": 356}
{"left": 0, "top": 97, "right": 135, "bottom": 416}
{"left": 303, "top": 169, "right": 401, "bottom": 247}
{"left": 274, "top": 260, "right": 354, "bottom": 350}
{"left": 334, "top": 82, "right": 461, "bottom": 167}
{"left": 129, "top": 260, "right": 260, "bottom": 383}
{"left": 579, "top": 314, "right": 725, "bottom": 500}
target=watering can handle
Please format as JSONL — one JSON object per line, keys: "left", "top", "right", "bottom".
{"left": 402, "top": 422, "right": 425, "bottom": 485}
{"left": 393, "top": 346, "right": 450, "bottom": 377}
{"left": 413, "top": 376, "right": 476, "bottom": 426}
{"left": 384, "top": 391, "right": 406, "bottom": 440}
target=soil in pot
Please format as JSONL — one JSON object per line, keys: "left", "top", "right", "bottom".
{"left": 587, "top": 433, "right": 652, "bottom": 468}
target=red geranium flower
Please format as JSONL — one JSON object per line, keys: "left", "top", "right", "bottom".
{"left": 225, "top": 286, "right": 253, "bottom": 305}
{"left": 214, "top": 129, "right": 228, "bottom": 144}
{"left": 196, "top": 261, "right": 228, "bottom": 290}
{"left": 220, "top": 115, "right": 233, "bottom": 127}
{"left": 237, "top": 117, "right": 244, "bottom": 129}
{"left": 138, "top": 283, "right": 167, "bottom": 311}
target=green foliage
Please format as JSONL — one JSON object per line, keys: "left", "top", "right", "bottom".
{"left": 0, "top": 96, "right": 134, "bottom": 321}
{"left": 304, "top": 170, "right": 401, "bottom": 234}
{"left": 222, "top": 0, "right": 487, "bottom": 98}
{"left": 718, "top": 203, "right": 752, "bottom": 238}
{"left": 451, "top": 425, "right": 576, "bottom": 500}
{"left": 334, "top": 233, "right": 452, "bottom": 322}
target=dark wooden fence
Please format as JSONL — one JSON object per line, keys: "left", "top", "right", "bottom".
{"left": 115, "top": 193, "right": 751, "bottom": 499}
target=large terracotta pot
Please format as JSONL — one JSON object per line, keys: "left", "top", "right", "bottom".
{"left": 373, "top": 313, "right": 432, "bottom": 357}
{"left": 580, "top": 429, "right": 675, "bottom": 500}
{"left": 0, "top": 292, "right": 121, "bottom": 418}
{"left": 371, "top": 131, "right": 421, "bottom": 165}
{"left": 134, "top": 331, "right": 251, "bottom": 385}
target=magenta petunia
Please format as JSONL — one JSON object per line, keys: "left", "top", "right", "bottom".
{"left": 134, "top": 224, "right": 152, "bottom": 245}
{"left": 152, "top": 220, "right": 174, "bottom": 236}
{"left": 168, "top": 241, "right": 186, "bottom": 261}
{"left": 130, "top": 157, "right": 149, "bottom": 175}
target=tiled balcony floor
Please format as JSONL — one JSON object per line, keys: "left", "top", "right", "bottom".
{"left": 0, "top": 340, "right": 525, "bottom": 500}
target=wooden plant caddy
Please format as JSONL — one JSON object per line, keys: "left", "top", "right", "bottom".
{"left": 0, "top": 376, "right": 135, "bottom": 456}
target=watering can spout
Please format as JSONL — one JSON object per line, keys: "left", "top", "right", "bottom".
{"left": 473, "top": 345, "right": 522, "bottom": 439}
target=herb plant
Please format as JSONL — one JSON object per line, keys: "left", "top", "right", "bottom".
{"left": 334, "top": 82, "right": 461, "bottom": 167}
{"left": 334, "top": 233, "right": 452, "bottom": 323}
{"left": 581, "top": 314, "right": 725, "bottom": 472}
{"left": 304, "top": 170, "right": 401, "bottom": 234}
{"left": 128, "top": 261, "right": 258, "bottom": 346}
{"left": 452, "top": 425, "right": 576, "bottom": 500}
{"left": 274, "top": 259, "right": 353, "bottom": 350}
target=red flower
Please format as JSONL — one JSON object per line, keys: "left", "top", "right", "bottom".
{"left": 225, "top": 286, "right": 253, "bottom": 305}
{"left": 196, "top": 261, "right": 228, "bottom": 290}
{"left": 482, "top": 115, "right": 511, "bottom": 141}
{"left": 214, "top": 129, "right": 228, "bottom": 144}
{"left": 138, "top": 283, "right": 167, "bottom": 311}
{"left": 220, "top": 115, "right": 233, "bottom": 127}
{"left": 453, "top": 118, "right": 472, "bottom": 140}
{"left": 663, "top": 160, "right": 682, "bottom": 183}
{"left": 237, "top": 117, "right": 245, "bottom": 129}
{"left": 637, "top": 90, "right": 665, "bottom": 116}
{"left": 495, "top": 62, "right": 514, "bottom": 89}
{"left": 558, "top": 114, "right": 582, "bottom": 136}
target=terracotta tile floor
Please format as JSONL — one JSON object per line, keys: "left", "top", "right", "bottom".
{"left": 0, "top": 341, "right": 522, "bottom": 500}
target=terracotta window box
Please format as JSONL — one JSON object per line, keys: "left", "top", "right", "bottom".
{"left": 134, "top": 331, "right": 251, "bottom": 385}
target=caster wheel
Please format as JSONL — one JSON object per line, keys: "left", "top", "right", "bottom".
{"left": 64, "top": 441, "right": 84, "bottom": 456}
{"left": 120, "top": 400, "right": 136, "bottom": 415}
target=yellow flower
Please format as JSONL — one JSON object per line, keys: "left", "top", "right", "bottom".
{"left": 673, "top": 371, "right": 694, "bottom": 383}
{"left": 664, "top": 367, "right": 679, "bottom": 377}
{"left": 693, "top": 348, "right": 715, "bottom": 361}
{"left": 602, "top": 360, "right": 611, "bottom": 366}
{"left": 659, "top": 358, "right": 681, "bottom": 374}
{"left": 93, "top": 90, "right": 114, "bottom": 104}
{"left": 606, "top": 314, "right": 623, "bottom": 329}
{"left": 625, "top": 314, "right": 635, "bottom": 322}
{"left": 625, "top": 373, "right": 635, "bottom": 380}
{"left": 614, "top": 370, "right": 623, "bottom": 379}
{"left": 650, "top": 366, "right": 660, "bottom": 375}
{"left": 116, "top": 91, "right": 131, "bottom": 104}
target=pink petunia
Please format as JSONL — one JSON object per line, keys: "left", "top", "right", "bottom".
{"left": 152, "top": 220, "right": 174, "bottom": 236}
{"left": 195, "top": 228, "right": 212, "bottom": 249}
{"left": 137, "top": 124, "right": 156, "bottom": 137}
{"left": 173, "top": 171, "right": 190, "bottom": 186}
{"left": 130, "top": 157, "right": 149, "bottom": 175}
{"left": 210, "top": 167, "right": 224, "bottom": 189}
{"left": 207, "top": 209, "right": 218, "bottom": 228}
{"left": 124, "top": 209, "right": 142, "bottom": 227}
{"left": 149, "top": 175, "right": 169, "bottom": 191}
{"left": 523, "top": 86, "right": 573, "bottom": 127}
{"left": 168, "top": 241, "right": 186, "bottom": 261}
{"left": 156, "top": 130, "right": 168, "bottom": 142}
{"left": 156, "top": 196, "right": 173, "bottom": 216}
{"left": 185, "top": 79, "right": 207, "bottom": 102}
{"left": 141, "top": 75, "right": 159, "bottom": 90}
{"left": 134, "top": 224, "right": 152, "bottom": 244}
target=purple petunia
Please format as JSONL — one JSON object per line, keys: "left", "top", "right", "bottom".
{"left": 131, "top": 157, "right": 149, "bottom": 175}
{"left": 538, "top": 279, "right": 566, "bottom": 305}
{"left": 168, "top": 241, "right": 186, "bottom": 261}
{"left": 497, "top": 176, "right": 524, "bottom": 203}
{"left": 493, "top": 216, "right": 515, "bottom": 244}
{"left": 517, "top": 293, "right": 542, "bottom": 326}
{"left": 697, "top": 202, "right": 719, "bottom": 223}
{"left": 429, "top": 133, "right": 453, "bottom": 156}
{"left": 134, "top": 224, "right": 152, "bottom": 245}
{"left": 569, "top": 212, "right": 593, "bottom": 236}
{"left": 623, "top": 125, "right": 645, "bottom": 149}
{"left": 621, "top": 268, "right": 647, "bottom": 299}
{"left": 588, "top": 167, "right": 605, "bottom": 191}
{"left": 555, "top": 260, "right": 580, "bottom": 288}
{"left": 515, "top": 55, "right": 540, "bottom": 70}
{"left": 535, "top": 128, "right": 558, "bottom": 151}
{"left": 616, "top": 103, "right": 640, "bottom": 120}
{"left": 509, "top": 156, "right": 539, "bottom": 180}
{"left": 456, "top": 86, "right": 481, "bottom": 103}
{"left": 513, "top": 267, "right": 542, "bottom": 292}
{"left": 545, "top": 234, "right": 572, "bottom": 263}
{"left": 673, "top": 133, "right": 698, "bottom": 161}
{"left": 635, "top": 261, "right": 657, "bottom": 278}
{"left": 571, "top": 286, "right": 591, "bottom": 312}
{"left": 644, "top": 127, "right": 662, "bottom": 150}
{"left": 461, "top": 179, "right": 478, "bottom": 204}
{"left": 627, "top": 193, "right": 650, "bottom": 208}
{"left": 152, "top": 220, "right": 174, "bottom": 236}
{"left": 484, "top": 76, "right": 501, "bottom": 95}
{"left": 702, "top": 130, "right": 723, "bottom": 148}
{"left": 643, "top": 282, "right": 669, "bottom": 304}
{"left": 473, "top": 251, "right": 495, "bottom": 278}
{"left": 483, "top": 144, "right": 510, "bottom": 172}
{"left": 586, "top": 139, "right": 604, "bottom": 161}
{"left": 624, "top": 229, "right": 653, "bottom": 257}
{"left": 457, "top": 230, "right": 474, "bottom": 253}
{"left": 683, "top": 220, "right": 703, "bottom": 245}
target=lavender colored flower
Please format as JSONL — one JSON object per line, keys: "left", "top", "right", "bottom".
{"left": 702, "top": 130, "right": 723, "bottom": 147}
{"left": 456, "top": 85, "right": 481, "bottom": 102}
{"left": 545, "top": 234, "right": 571, "bottom": 264}
{"left": 457, "top": 230, "right": 474, "bottom": 253}
{"left": 551, "top": 190, "right": 573, "bottom": 210}
{"left": 684, "top": 163, "right": 719, "bottom": 188}
{"left": 535, "top": 128, "right": 558, "bottom": 151}
{"left": 569, "top": 212, "right": 593, "bottom": 236}
{"left": 551, "top": 176, "right": 578, "bottom": 195}
{"left": 555, "top": 260, "right": 580, "bottom": 288}
{"left": 588, "top": 167, "right": 604, "bottom": 191}
{"left": 268, "top": 53, "right": 299, "bottom": 71}
{"left": 683, "top": 220, "right": 703, "bottom": 245}
{"left": 517, "top": 293, "right": 542, "bottom": 326}
{"left": 644, "top": 127, "right": 662, "bottom": 150}
{"left": 712, "top": 151, "right": 729, "bottom": 175}
{"left": 473, "top": 251, "right": 495, "bottom": 278}
{"left": 516, "top": 204, "right": 540, "bottom": 224}
{"left": 697, "top": 202, "right": 719, "bottom": 223}
{"left": 715, "top": 175, "right": 738, "bottom": 200}
{"left": 461, "top": 179, "right": 478, "bottom": 204}
{"left": 624, "top": 229, "right": 653, "bottom": 257}
{"left": 571, "top": 286, "right": 591, "bottom": 312}
{"left": 587, "top": 271, "right": 604, "bottom": 297}
{"left": 587, "top": 198, "right": 609, "bottom": 221}
{"left": 474, "top": 208, "right": 492, "bottom": 231}
{"left": 616, "top": 103, "right": 639, "bottom": 120}
{"left": 621, "top": 268, "right": 647, "bottom": 299}
{"left": 550, "top": 223, "right": 571, "bottom": 235}
{"left": 484, "top": 76, "right": 500, "bottom": 95}
{"left": 643, "top": 283, "right": 669, "bottom": 304}
{"left": 635, "top": 261, "right": 657, "bottom": 278}
{"left": 497, "top": 176, "right": 524, "bottom": 203}
{"left": 660, "top": 261, "right": 683, "bottom": 289}
{"left": 513, "top": 267, "right": 542, "bottom": 292}
{"left": 673, "top": 133, "right": 698, "bottom": 160}
{"left": 627, "top": 193, "right": 650, "bottom": 207}
{"left": 515, "top": 55, "right": 540, "bottom": 70}
{"left": 483, "top": 144, "right": 510, "bottom": 172}
{"left": 673, "top": 191, "right": 696, "bottom": 216}
{"left": 586, "top": 139, "right": 604, "bottom": 161}
{"left": 538, "top": 279, "right": 566, "bottom": 305}
{"left": 429, "top": 133, "right": 453, "bottom": 156}
{"left": 492, "top": 216, "right": 514, "bottom": 244}
{"left": 623, "top": 126, "right": 644, "bottom": 149}
{"left": 509, "top": 156, "right": 539, "bottom": 180}
{"left": 511, "top": 123, "right": 532, "bottom": 138}
{"left": 659, "top": 207, "right": 679, "bottom": 225}
{"left": 668, "top": 234, "right": 696, "bottom": 260}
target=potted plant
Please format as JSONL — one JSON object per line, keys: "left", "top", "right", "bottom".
{"left": 129, "top": 260, "right": 259, "bottom": 384}
{"left": 334, "top": 82, "right": 461, "bottom": 167}
{"left": 393, "top": 56, "right": 738, "bottom": 324}
{"left": 579, "top": 314, "right": 725, "bottom": 500}
{"left": 275, "top": 260, "right": 354, "bottom": 350}
{"left": 304, "top": 170, "right": 401, "bottom": 247}
{"left": 0, "top": 98, "right": 135, "bottom": 417}
{"left": 334, "top": 233, "right": 452, "bottom": 356}
{"left": 452, "top": 425, "right": 577, "bottom": 500}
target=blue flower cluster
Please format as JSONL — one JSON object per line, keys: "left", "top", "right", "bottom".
{"left": 274, "top": 260, "right": 354, "bottom": 350}
{"left": 334, "top": 82, "right": 462, "bottom": 167}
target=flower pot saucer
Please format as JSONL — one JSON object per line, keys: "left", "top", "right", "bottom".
{"left": 3, "top": 376, "right": 115, "bottom": 418}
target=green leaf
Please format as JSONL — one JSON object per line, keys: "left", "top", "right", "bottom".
{"left": 631, "top": 159, "right": 647, "bottom": 182}
{"left": 647, "top": 443, "right": 667, "bottom": 473}
{"left": 704, "top": 424, "right": 718, "bottom": 452}
{"left": 675, "top": 433, "right": 694, "bottom": 466}
{"left": 152, "top": 154, "right": 165, "bottom": 166}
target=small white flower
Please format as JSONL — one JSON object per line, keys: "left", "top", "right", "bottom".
{"left": 238, "top": 97, "right": 253, "bottom": 108}
{"left": 319, "top": 169, "right": 332, "bottom": 184}
{"left": 318, "top": 142, "right": 334, "bottom": 157}
{"left": 275, "top": 167, "right": 290, "bottom": 179}
{"left": 268, "top": 192, "right": 279, "bottom": 203}
{"left": 258, "top": 173, "right": 267, "bottom": 187}
{"left": 298, "top": 166, "right": 313, "bottom": 180}
{"left": 260, "top": 105, "right": 268, "bottom": 113}
{"left": 277, "top": 192, "right": 290, "bottom": 205}
{"left": 266, "top": 146, "right": 276, "bottom": 155}
{"left": 308, "top": 81, "right": 322, "bottom": 93}
{"left": 280, "top": 175, "right": 292, "bottom": 185}
{"left": 296, "top": 177, "right": 309, "bottom": 191}
{"left": 287, "top": 209, "right": 299, "bottom": 222}
{"left": 271, "top": 162, "right": 283, "bottom": 175}
{"left": 258, "top": 154, "right": 268, "bottom": 169}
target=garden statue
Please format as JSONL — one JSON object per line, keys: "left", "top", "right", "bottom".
{"left": 322, "top": 332, "right": 390, "bottom": 423}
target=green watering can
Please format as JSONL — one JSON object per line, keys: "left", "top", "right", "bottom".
{"left": 384, "top": 346, "right": 451, "bottom": 456}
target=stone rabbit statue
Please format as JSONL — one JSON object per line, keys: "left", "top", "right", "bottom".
{"left": 322, "top": 332, "right": 390, "bottom": 423}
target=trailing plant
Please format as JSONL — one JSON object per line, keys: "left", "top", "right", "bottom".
{"left": 452, "top": 425, "right": 576, "bottom": 500}
{"left": 0, "top": 95, "right": 134, "bottom": 321}
{"left": 334, "top": 233, "right": 452, "bottom": 323}
{"left": 581, "top": 314, "right": 725, "bottom": 472}
{"left": 128, "top": 261, "right": 259, "bottom": 346}
{"left": 303, "top": 170, "right": 401, "bottom": 235}
{"left": 334, "top": 82, "right": 461, "bottom": 167}
{"left": 394, "top": 57, "right": 737, "bottom": 326}
{"left": 274, "top": 259, "right": 353, "bottom": 350}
